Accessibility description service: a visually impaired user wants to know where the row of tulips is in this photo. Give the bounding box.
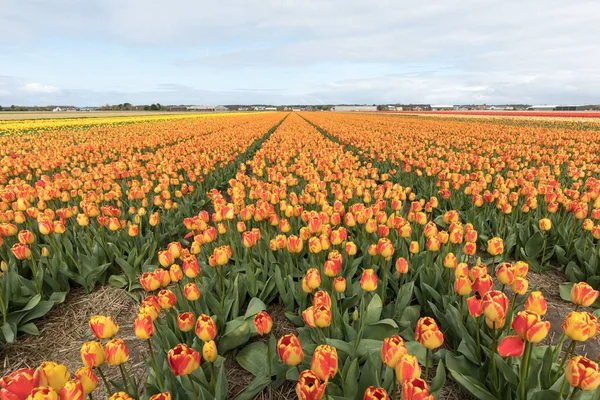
[305,112,600,286]
[0,113,286,342]
[2,112,600,399]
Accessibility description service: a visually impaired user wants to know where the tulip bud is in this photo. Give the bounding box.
[202,340,218,363]
[105,339,129,366]
[167,344,200,376]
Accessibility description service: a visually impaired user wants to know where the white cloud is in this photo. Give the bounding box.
[21,82,61,94]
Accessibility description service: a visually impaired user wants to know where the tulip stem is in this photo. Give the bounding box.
[119,365,130,392]
[475,316,482,360]
[188,375,199,400]
[425,349,430,382]
[96,366,112,395]
[218,266,225,312]
[354,293,369,350]
[568,388,579,400]
[89,394,93,400]
[392,380,397,400]
[491,322,499,394]
[267,335,273,377]
[540,232,547,268]
[147,340,164,392]
[558,376,569,399]
[554,341,577,381]
[553,332,567,359]
[296,365,302,375]
[520,342,532,400]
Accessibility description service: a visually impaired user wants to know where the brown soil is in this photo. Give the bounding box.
[528,270,600,359]
[0,286,146,398]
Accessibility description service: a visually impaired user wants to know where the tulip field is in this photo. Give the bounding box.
[2,111,600,400]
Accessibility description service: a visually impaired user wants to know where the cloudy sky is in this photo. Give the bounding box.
[1,0,599,106]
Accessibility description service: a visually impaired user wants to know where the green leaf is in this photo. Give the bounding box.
[363,319,399,341]
[215,362,228,400]
[525,232,544,258]
[219,320,250,353]
[234,375,271,400]
[356,339,383,359]
[566,262,586,283]
[17,322,40,336]
[447,368,497,400]
[430,359,446,398]
[326,339,356,359]
[530,390,559,400]
[244,297,266,319]
[2,322,16,343]
[366,294,383,324]
[108,274,128,289]
[559,282,574,302]
[405,341,428,367]
[236,342,268,376]
[343,358,359,398]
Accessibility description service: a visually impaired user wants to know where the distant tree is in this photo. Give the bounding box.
[0,105,2,111]
[150,104,159,110]
[156,103,162,110]
[144,105,150,111]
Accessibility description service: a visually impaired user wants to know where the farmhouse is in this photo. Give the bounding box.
[430,105,455,111]
[332,105,377,112]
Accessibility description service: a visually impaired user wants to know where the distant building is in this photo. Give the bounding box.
[554,105,598,111]
[487,106,515,111]
[430,105,455,111]
[170,106,187,111]
[332,105,377,112]
[265,107,277,111]
[53,107,62,112]
[527,105,557,111]
[214,105,229,112]
[187,106,215,112]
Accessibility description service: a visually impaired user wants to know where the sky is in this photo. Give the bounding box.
[1,0,599,106]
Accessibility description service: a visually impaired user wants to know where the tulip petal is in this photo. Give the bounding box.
[498,335,525,357]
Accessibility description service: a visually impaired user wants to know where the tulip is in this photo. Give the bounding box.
[415,317,444,350]
[169,264,183,283]
[11,244,31,260]
[323,260,340,277]
[277,334,304,367]
[177,312,195,332]
[73,367,98,395]
[287,235,303,253]
[139,272,160,292]
[381,335,407,368]
[472,273,493,296]
[360,269,377,292]
[463,242,476,255]
[58,380,83,400]
[345,242,357,256]
[539,218,552,231]
[154,268,170,288]
[565,356,600,391]
[514,261,528,277]
[305,268,321,290]
[425,237,440,252]
[314,305,332,328]
[395,354,421,384]
[302,306,316,328]
[409,241,419,254]
[183,283,200,301]
[333,277,346,293]
[109,392,133,400]
[26,387,58,400]
[454,275,472,296]
[311,345,338,381]
[105,339,129,366]
[89,315,119,340]
[498,311,550,357]
[296,370,326,400]
[562,311,598,341]
[167,344,200,376]
[253,311,273,336]
[195,314,217,342]
[495,262,516,285]
[182,257,200,278]
[510,277,528,295]
[487,237,504,256]
[443,253,457,269]
[33,362,70,392]
[134,313,154,340]
[401,378,433,400]
[0,368,35,400]
[467,296,483,317]
[396,258,409,274]
[80,341,105,368]
[157,289,176,309]
[202,340,218,363]
[149,394,172,400]
[363,386,389,400]
[571,282,599,307]
[481,291,509,322]
[524,291,547,315]
[313,291,331,309]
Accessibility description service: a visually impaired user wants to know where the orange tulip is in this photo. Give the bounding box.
[277,334,304,367]
[310,345,338,381]
[167,344,200,376]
